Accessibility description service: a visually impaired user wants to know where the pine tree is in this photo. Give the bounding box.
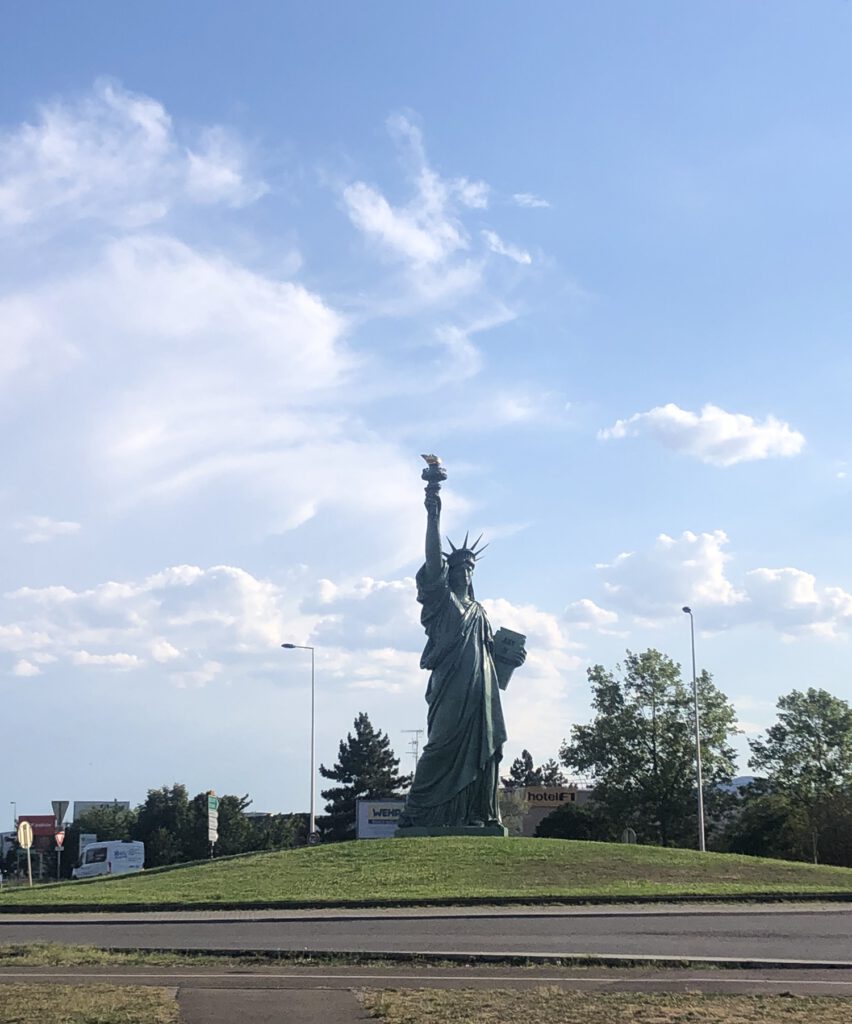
[319,712,410,841]
[502,749,567,788]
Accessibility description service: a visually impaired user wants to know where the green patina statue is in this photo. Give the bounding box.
[396,455,527,837]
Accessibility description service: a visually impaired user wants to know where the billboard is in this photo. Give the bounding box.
[73,801,130,821]
[18,814,55,837]
[356,799,405,839]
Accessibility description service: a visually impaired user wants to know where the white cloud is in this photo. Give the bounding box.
[71,650,143,669]
[599,403,806,466]
[482,229,532,265]
[745,567,852,638]
[343,116,501,272]
[343,179,463,266]
[0,79,265,232]
[150,639,181,662]
[15,515,81,544]
[586,529,852,640]
[12,658,41,677]
[184,126,267,206]
[481,596,583,764]
[597,530,746,621]
[303,576,421,652]
[3,564,298,684]
[0,234,428,554]
[512,193,550,209]
[563,598,619,630]
[453,177,489,209]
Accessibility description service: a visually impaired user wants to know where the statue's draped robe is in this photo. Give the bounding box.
[399,559,507,827]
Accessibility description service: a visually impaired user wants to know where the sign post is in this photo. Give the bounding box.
[17,820,33,887]
[207,792,219,856]
[55,830,66,880]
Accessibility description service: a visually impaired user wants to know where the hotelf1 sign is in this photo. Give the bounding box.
[356,799,405,839]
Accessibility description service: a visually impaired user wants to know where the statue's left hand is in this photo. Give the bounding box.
[503,647,526,668]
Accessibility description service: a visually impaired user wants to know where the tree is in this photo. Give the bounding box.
[132,784,192,866]
[748,688,852,863]
[535,801,609,841]
[502,750,567,788]
[560,649,739,848]
[319,712,410,842]
[720,787,808,862]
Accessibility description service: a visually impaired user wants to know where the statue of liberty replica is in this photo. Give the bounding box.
[396,455,527,837]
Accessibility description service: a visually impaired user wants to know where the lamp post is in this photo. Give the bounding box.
[682,607,706,852]
[10,802,16,829]
[281,643,316,837]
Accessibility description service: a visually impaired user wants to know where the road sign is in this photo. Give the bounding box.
[16,821,34,888]
[51,800,69,825]
[17,821,33,849]
[55,831,65,849]
[307,831,321,846]
[207,791,219,845]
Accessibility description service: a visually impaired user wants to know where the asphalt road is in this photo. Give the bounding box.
[1,903,851,964]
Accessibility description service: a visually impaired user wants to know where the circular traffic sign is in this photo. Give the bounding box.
[307,831,321,846]
[16,820,33,850]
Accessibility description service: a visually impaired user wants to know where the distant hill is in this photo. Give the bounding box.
[718,775,756,794]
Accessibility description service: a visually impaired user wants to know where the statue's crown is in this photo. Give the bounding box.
[444,531,488,568]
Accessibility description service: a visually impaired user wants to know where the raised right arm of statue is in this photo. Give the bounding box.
[424,489,442,575]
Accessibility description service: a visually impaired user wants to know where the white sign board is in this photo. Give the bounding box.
[356,799,405,839]
[79,832,98,857]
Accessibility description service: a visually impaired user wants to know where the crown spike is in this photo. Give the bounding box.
[463,530,470,549]
[471,533,484,552]
[473,543,489,559]
[446,536,457,552]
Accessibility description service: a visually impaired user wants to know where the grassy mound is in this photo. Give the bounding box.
[2,837,851,910]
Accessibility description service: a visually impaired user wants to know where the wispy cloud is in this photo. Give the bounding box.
[15,515,81,544]
[512,192,550,209]
[599,403,805,466]
[342,114,474,268]
[482,229,532,265]
[0,78,266,233]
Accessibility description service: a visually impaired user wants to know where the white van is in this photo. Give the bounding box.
[72,840,145,880]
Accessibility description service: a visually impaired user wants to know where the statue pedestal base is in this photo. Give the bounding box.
[395,824,508,838]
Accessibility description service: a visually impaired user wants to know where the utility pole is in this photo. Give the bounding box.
[402,729,424,772]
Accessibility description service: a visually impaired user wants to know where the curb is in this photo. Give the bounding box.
[98,946,852,971]
[2,891,852,915]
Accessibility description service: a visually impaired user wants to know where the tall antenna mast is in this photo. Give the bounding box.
[402,728,424,769]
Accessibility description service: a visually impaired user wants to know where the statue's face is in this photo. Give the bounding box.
[449,561,474,596]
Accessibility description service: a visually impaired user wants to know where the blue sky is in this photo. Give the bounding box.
[3,3,852,823]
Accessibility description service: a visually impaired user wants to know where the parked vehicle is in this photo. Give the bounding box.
[71,840,145,880]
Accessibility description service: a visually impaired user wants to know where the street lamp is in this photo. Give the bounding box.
[682,607,706,852]
[10,802,16,829]
[281,643,316,837]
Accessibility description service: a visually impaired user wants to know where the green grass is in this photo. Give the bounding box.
[0,984,179,1024]
[359,988,852,1024]
[1,838,851,910]
[0,943,460,969]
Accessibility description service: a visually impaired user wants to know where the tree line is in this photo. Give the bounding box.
[2,785,307,879]
[318,649,852,867]
[7,649,848,873]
